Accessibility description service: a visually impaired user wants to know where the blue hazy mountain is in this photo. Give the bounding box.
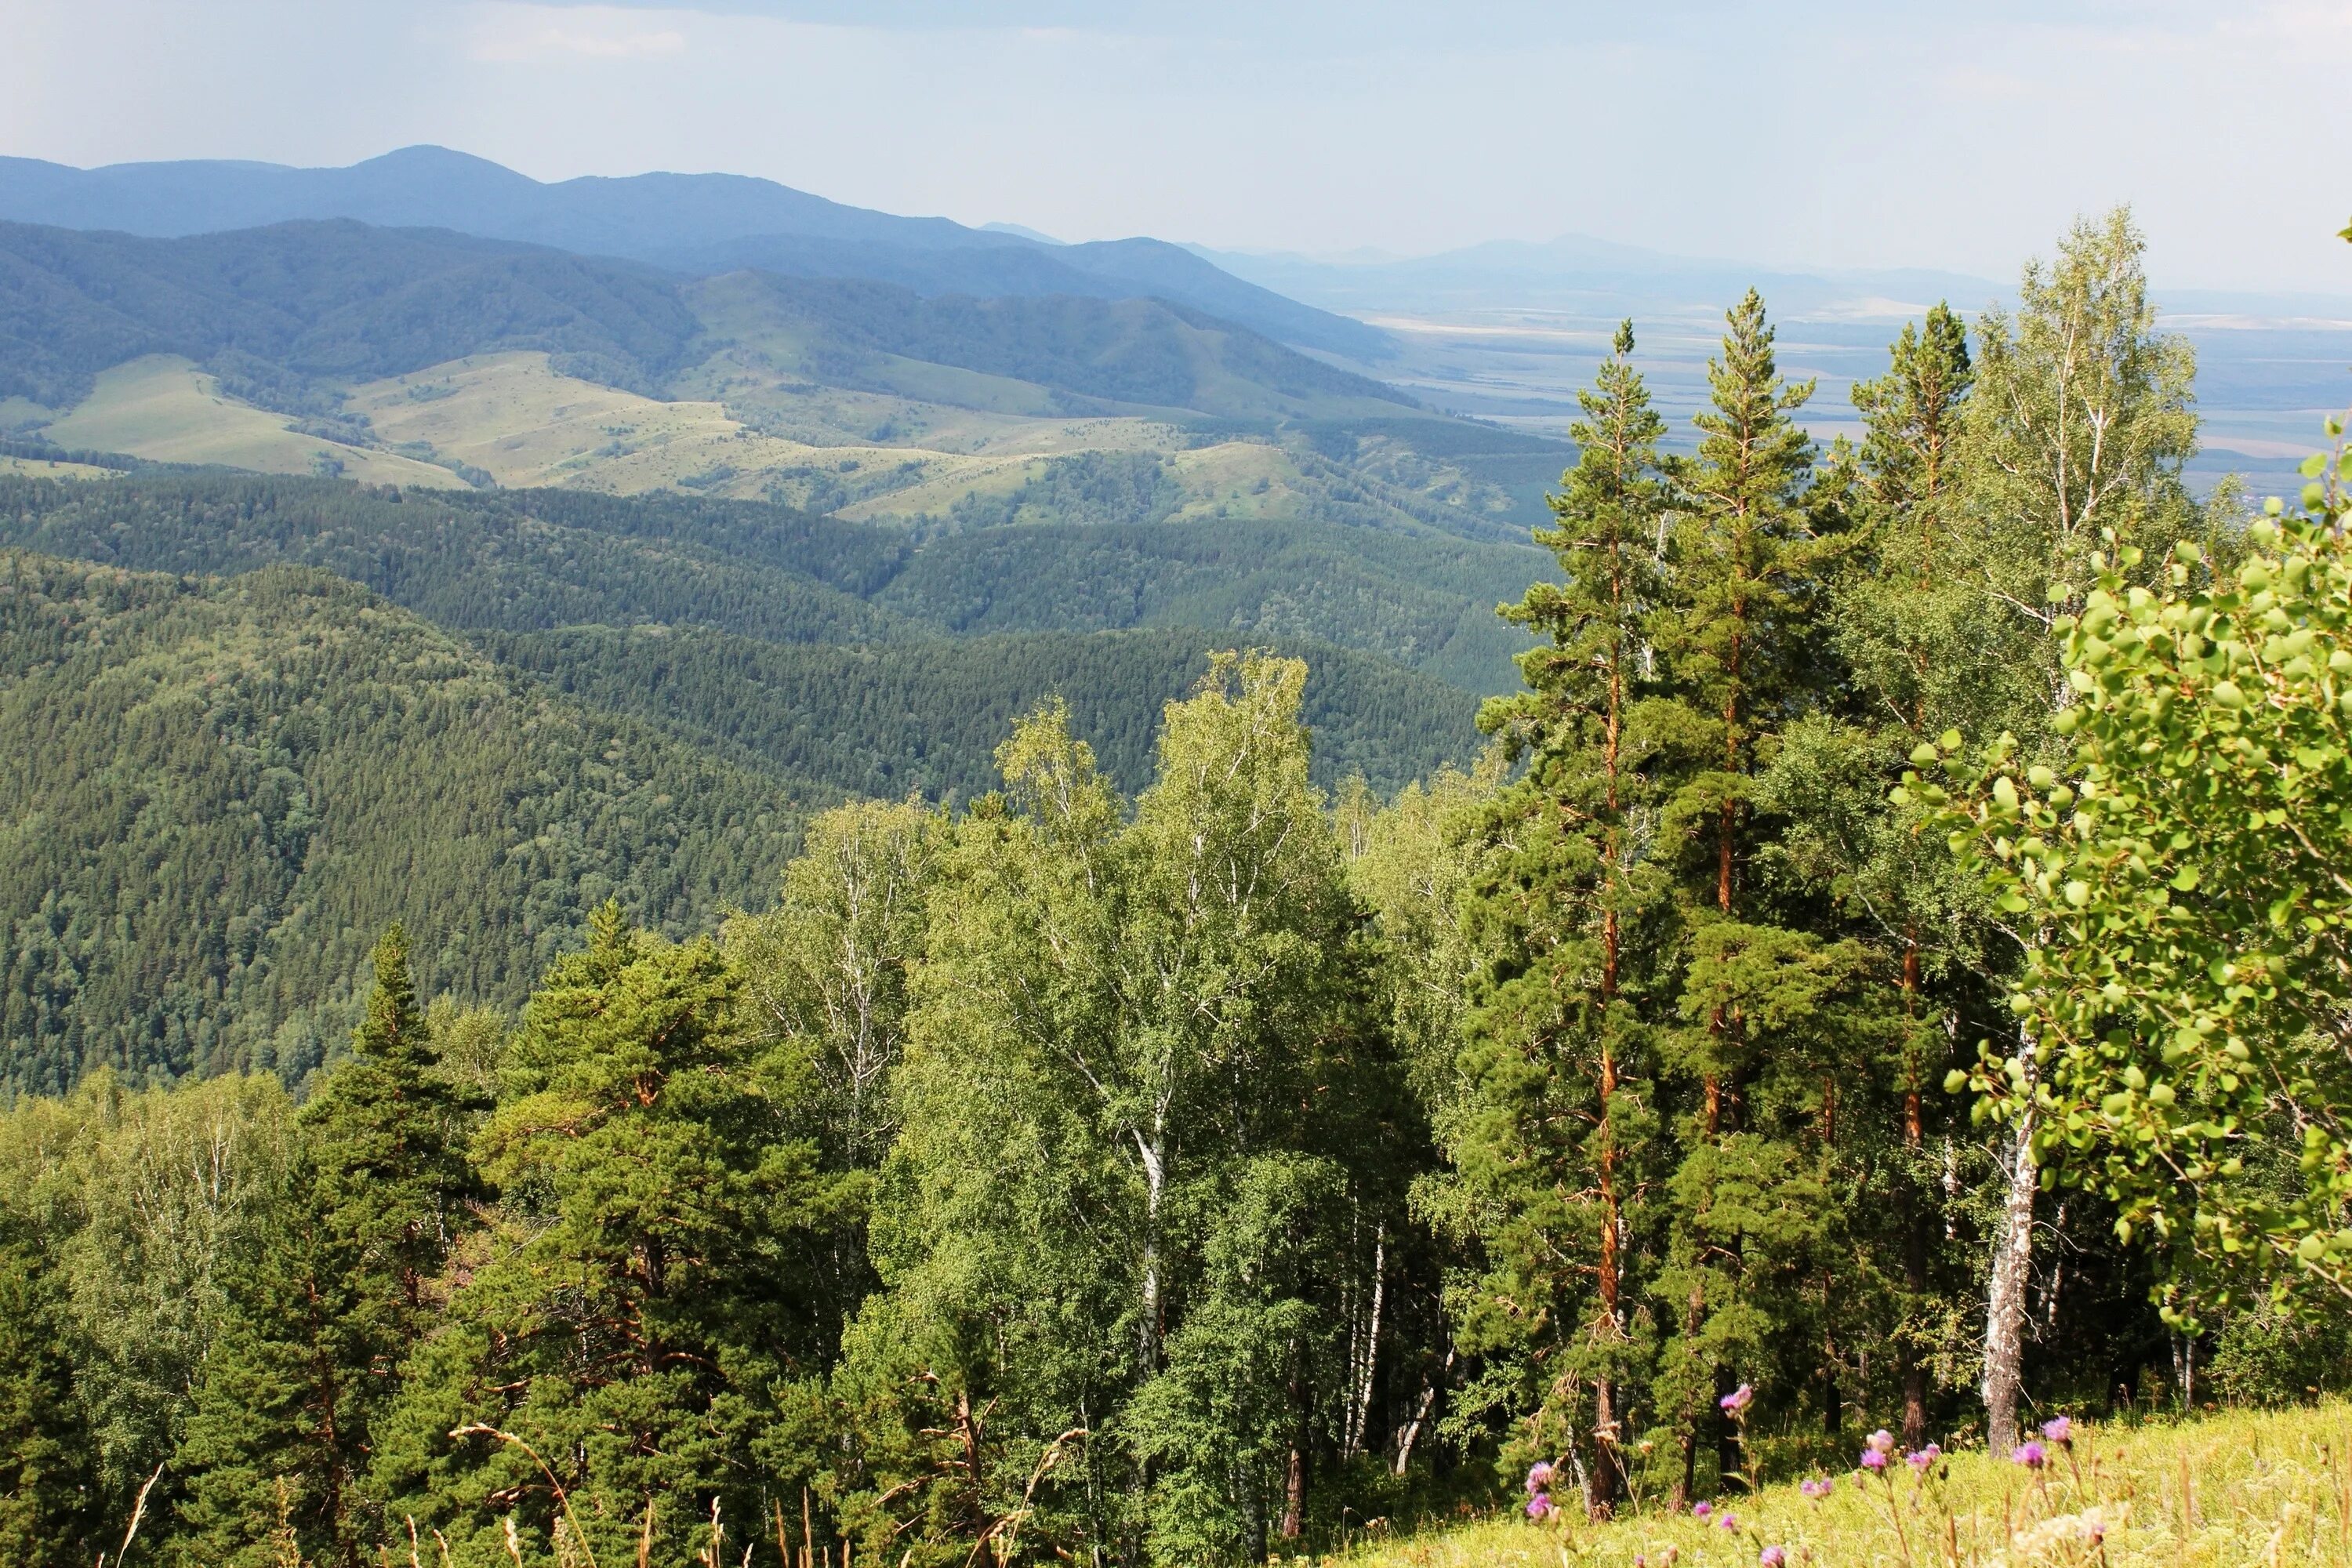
[0,145,1391,361]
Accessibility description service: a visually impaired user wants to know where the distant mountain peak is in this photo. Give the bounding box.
[982,221,1065,245]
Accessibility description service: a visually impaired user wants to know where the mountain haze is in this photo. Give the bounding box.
[0,146,1391,359]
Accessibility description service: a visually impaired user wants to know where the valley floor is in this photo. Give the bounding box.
[1341,1405,2352,1568]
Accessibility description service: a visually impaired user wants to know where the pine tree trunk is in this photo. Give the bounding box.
[1590,1376,1620,1519]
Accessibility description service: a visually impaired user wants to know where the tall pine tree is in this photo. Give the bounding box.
[1451,322,1673,1516]
[375,904,837,1567]
[1651,290,1853,1500]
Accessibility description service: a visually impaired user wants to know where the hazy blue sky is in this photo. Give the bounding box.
[6,1,2347,292]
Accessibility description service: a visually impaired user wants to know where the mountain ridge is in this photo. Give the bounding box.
[0,146,1392,360]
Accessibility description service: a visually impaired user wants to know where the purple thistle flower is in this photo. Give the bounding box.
[1526,1494,1554,1521]
[1759,1549,1788,1568]
[1720,1382,1755,1414]
[1526,1461,1555,1496]
[1799,1477,1833,1501]
[1716,1512,1739,1531]
[1867,1428,1897,1455]
[2042,1416,2073,1445]
[1904,1443,1941,1472]
[1859,1448,1889,1472]
[1692,1501,1712,1519]
[2013,1441,2048,1469]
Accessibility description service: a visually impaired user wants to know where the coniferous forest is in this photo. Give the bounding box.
[9,210,2352,1568]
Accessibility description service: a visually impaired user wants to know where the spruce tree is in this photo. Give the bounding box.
[1451,322,1672,1515]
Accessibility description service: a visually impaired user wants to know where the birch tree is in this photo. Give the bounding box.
[1954,207,2199,1455]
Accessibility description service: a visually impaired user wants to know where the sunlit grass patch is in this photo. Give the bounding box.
[1338,1405,2352,1568]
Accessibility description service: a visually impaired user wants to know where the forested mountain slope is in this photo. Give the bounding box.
[0,218,1404,420]
[485,622,1476,800]
[0,550,810,1096]
[0,473,1541,690]
[0,220,697,409]
[0,473,1497,1093]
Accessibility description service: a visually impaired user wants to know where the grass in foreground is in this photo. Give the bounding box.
[1341,1405,2352,1568]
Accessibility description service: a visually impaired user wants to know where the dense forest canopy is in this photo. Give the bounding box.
[5,209,2352,1568]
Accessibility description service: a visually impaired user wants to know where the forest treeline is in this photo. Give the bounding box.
[7,210,2352,1568]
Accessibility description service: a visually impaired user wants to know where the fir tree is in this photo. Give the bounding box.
[1829,303,1985,1447]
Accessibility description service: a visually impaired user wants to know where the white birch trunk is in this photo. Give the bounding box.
[1981,1089,2037,1456]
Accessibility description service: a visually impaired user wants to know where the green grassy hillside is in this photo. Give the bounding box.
[0,550,812,1097]
[2,217,1573,542]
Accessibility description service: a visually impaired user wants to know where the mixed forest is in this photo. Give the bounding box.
[6,209,2352,1568]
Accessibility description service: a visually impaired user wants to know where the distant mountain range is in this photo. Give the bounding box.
[0,145,1391,361]
[1192,233,2009,320]
[0,217,1410,423]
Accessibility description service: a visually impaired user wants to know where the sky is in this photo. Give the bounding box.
[5,0,2350,293]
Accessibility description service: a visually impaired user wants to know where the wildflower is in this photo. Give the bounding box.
[1859,1447,1888,1472]
[1799,1477,1833,1501]
[1867,1429,1897,1455]
[1719,1383,1755,1414]
[1526,1461,1555,1496]
[1526,1494,1554,1521]
[2013,1440,2047,1469]
[1759,1549,1787,1568]
[1904,1443,1940,1472]
[1691,1501,1712,1519]
[2041,1415,2072,1445]
[1715,1512,1738,1531]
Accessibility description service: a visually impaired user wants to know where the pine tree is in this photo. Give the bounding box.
[0,1214,100,1568]
[1651,289,1853,1500]
[1450,323,1673,1515]
[174,926,477,1566]
[1831,303,1984,1447]
[374,903,834,1567]
[170,1151,364,1568]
